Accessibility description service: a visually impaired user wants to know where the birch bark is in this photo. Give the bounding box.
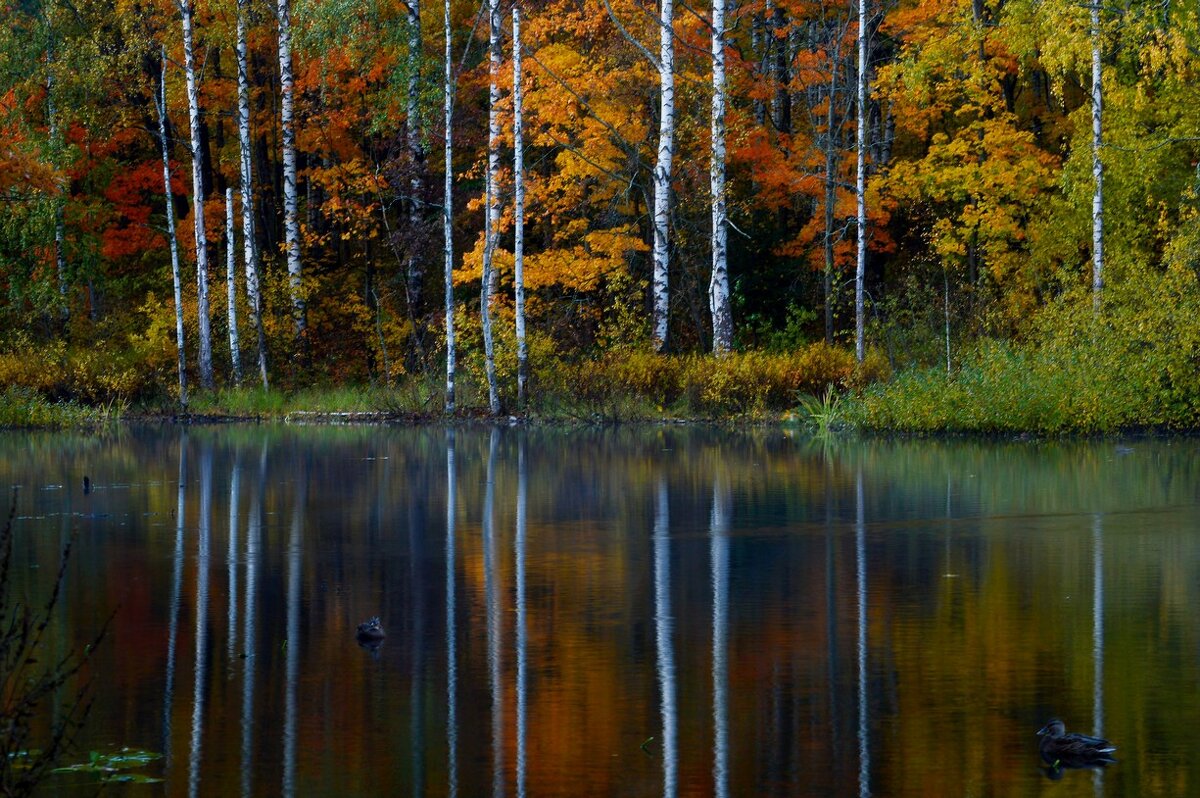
[237,0,270,388]
[1091,3,1104,312]
[157,48,189,408]
[513,8,530,405]
[651,0,675,352]
[407,0,425,315]
[275,0,306,347]
[480,0,502,414]
[855,0,867,363]
[182,0,215,389]
[225,187,243,385]
[443,0,456,412]
[709,0,732,354]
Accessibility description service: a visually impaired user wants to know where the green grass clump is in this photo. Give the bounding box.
[845,266,1200,434]
[0,387,123,429]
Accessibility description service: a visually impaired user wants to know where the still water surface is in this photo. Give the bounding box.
[3,425,1200,796]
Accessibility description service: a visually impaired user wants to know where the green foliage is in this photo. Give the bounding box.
[796,384,844,437]
[53,747,163,785]
[0,386,122,429]
[847,264,1200,433]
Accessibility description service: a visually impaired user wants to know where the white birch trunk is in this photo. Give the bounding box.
[1091,3,1104,312]
[407,0,425,313]
[157,48,189,408]
[443,0,456,412]
[480,0,502,415]
[513,8,529,406]
[237,0,270,389]
[651,0,675,353]
[854,0,867,364]
[709,0,732,355]
[276,0,306,347]
[225,187,243,385]
[182,0,215,389]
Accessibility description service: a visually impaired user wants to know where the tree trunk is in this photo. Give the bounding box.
[651,0,675,352]
[443,0,457,412]
[823,44,839,346]
[275,0,306,349]
[709,0,732,355]
[854,0,867,364]
[225,187,243,385]
[1091,2,1104,312]
[157,47,189,409]
[480,0,502,414]
[182,0,215,389]
[237,0,270,389]
[406,0,425,321]
[513,8,530,406]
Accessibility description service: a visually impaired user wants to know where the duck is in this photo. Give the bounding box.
[1037,718,1117,769]
[355,616,386,642]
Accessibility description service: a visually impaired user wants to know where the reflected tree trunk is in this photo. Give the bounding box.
[282,467,305,797]
[409,476,427,796]
[188,444,213,798]
[226,452,241,659]
[856,466,869,798]
[484,428,504,796]
[241,445,265,798]
[162,435,188,772]
[515,438,528,798]
[445,430,459,797]
[711,476,730,798]
[1092,512,1105,793]
[653,474,677,797]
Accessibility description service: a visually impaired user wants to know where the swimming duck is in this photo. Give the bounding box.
[355,617,385,641]
[1037,718,1117,769]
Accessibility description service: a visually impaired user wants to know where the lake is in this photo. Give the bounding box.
[3,425,1199,796]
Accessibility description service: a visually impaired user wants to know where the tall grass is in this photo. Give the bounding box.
[0,387,124,430]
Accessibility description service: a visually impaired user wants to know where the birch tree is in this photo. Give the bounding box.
[513,7,530,406]
[406,0,425,314]
[225,187,242,385]
[709,0,732,355]
[275,0,305,348]
[480,0,502,415]
[855,0,868,363]
[652,0,676,352]
[442,0,456,412]
[156,47,189,408]
[237,0,269,388]
[1091,0,1104,312]
[181,0,215,389]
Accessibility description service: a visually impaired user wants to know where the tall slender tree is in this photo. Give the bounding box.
[442,0,456,412]
[156,47,189,408]
[45,38,67,321]
[855,0,868,363]
[651,0,676,352]
[480,0,502,414]
[709,0,732,355]
[225,187,242,385]
[180,0,215,389]
[1091,0,1104,312]
[406,0,425,317]
[275,0,305,349]
[513,6,529,406]
[237,0,269,388]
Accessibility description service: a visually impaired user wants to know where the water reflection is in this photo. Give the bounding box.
[2,428,1200,796]
[653,474,677,798]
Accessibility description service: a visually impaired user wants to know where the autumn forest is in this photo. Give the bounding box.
[4,0,1200,428]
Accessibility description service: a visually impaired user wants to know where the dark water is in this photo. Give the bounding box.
[3,425,1200,796]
